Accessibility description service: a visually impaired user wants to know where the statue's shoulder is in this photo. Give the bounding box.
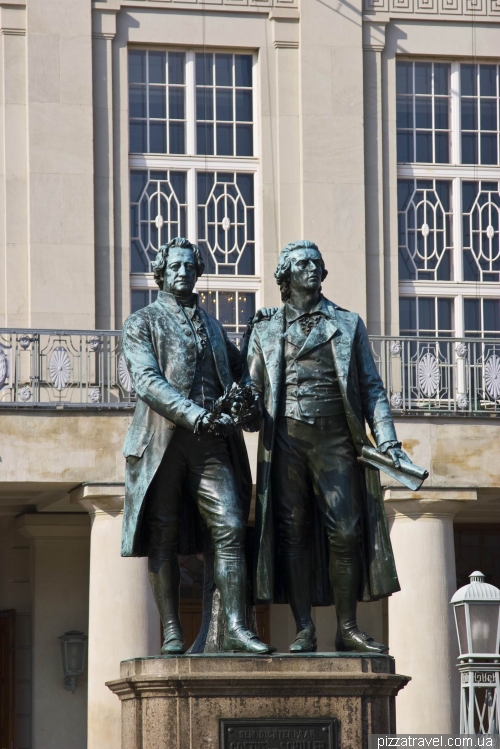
[324,298,358,320]
[123,301,159,331]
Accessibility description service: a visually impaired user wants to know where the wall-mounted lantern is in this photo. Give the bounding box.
[59,630,88,693]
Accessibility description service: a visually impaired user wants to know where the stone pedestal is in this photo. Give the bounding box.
[107,654,409,749]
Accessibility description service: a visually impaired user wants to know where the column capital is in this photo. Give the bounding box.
[269,10,299,49]
[16,513,90,540]
[384,487,477,520]
[91,7,118,41]
[0,3,26,36]
[362,18,389,52]
[70,483,125,515]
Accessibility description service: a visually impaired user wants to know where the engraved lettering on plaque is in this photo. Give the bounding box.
[220,718,337,749]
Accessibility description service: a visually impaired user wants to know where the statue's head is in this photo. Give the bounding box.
[152,237,205,297]
[274,240,327,302]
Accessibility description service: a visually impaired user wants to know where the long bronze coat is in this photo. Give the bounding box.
[121,291,252,558]
[245,298,400,605]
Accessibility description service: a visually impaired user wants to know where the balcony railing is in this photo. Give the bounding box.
[1,329,500,415]
[0,330,135,408]
[370,336,500,415]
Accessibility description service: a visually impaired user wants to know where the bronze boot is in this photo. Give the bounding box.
[149,558,185,654]
[217,552,272,654]
[330,554,388,654]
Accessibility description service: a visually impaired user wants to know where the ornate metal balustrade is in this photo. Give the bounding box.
[1,329,500,414]
[370,335,500,415]
[0,330,135,408]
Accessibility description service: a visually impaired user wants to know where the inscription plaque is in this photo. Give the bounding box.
[220,718,337,749]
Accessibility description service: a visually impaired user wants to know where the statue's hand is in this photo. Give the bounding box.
[252,307,278,324]
[197,411,237,437]
[243,307,279,342]
[231,391,261,432]
[385,446,412,469]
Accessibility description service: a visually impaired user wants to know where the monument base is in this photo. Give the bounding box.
[107,653,409,749]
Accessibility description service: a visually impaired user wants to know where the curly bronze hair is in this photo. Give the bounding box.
[152,237,205,290]
[274,240,327,302]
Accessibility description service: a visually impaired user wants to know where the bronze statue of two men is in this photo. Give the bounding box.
[121,237,414,656]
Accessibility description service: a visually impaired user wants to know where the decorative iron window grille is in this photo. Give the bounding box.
[130,170,188,273]
[197,172,255,276]
[398,179,453,281]
[463,181,500,282]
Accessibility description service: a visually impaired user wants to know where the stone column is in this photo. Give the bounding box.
[71,484,160,749]
[16,513,90,749]
[385,489,477,733]
[363,19,389,335]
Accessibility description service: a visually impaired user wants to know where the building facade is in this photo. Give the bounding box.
[1,0,500,746]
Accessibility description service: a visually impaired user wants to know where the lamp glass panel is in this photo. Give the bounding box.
[468,603,500,654]
[455,603,469,654]
[66,641,85,673]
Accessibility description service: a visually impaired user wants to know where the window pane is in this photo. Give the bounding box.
[131,290,149,313]
[238,292,256,326]
[434,63,450,95]
[197,123,214,155]
[149,122,166,153]
[465,299,481,333]
[149,87,166,119]
[129,86,146,118]
[197,89,213,121]
[435,133,449,163]
[169,122,185,155]
[169,52,185,85]
[131,240,148,272]
[438,298,453,332]
[461,64,477,96]
[416,131,432,162]
[216,54,232,86]
[216,89,233,121]
[484,299,500,333]
[415,97,432,129]
[462,133,478,164]
[435,98,449,129]
[149,52,166,84]
[397,132,413,162]
[236,124,253,156]
[415,62,432,94]
[196,53,213,85]
[462,98,478,130]
[480,65,496,97]
[169,87,184,120]
[219,292,236,327]
[130,121,147,152]
[216,123,233,155]
[481,134,497,165]
[236,89,252,122]
[418,297,436,332]
[235,55,252,87]
[130,170,147,203]
[129,51,146,83]
[481,99,497,131]
[400,297,417,334]
[199,290,217,318]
